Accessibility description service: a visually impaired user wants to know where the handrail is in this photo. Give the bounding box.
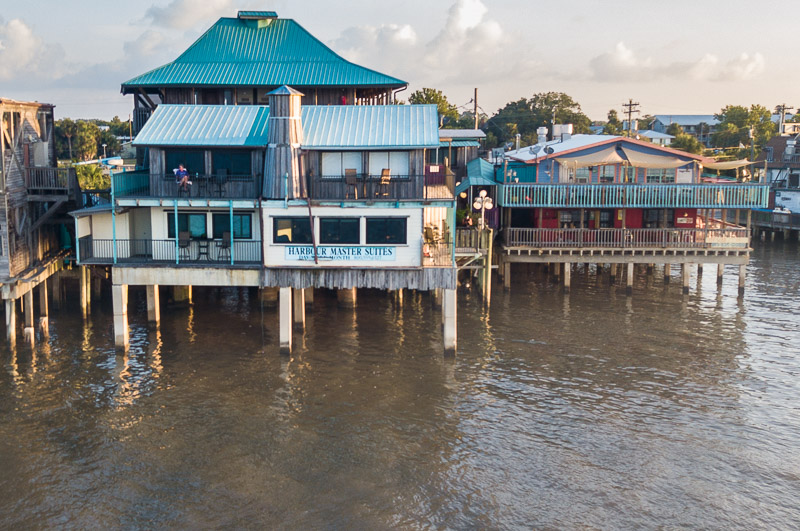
[503,227,750,249]
[77,237,262,265]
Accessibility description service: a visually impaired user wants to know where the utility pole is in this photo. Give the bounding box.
[622,99,640,138]
[775,103,793,134]
[473,88,479,130]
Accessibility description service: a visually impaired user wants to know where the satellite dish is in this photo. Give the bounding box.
[544,146,554,155]
[530,145,542,155]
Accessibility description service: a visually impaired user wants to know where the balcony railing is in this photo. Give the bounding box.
[309,174,453,201]
[111,172,261,199]
[499,183,769,209]
[25,167,79,194]
[78,236,261,266]
[503,227,750,250]
[422,240,453,267]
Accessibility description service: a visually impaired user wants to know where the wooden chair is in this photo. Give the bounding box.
[377,168,391,197]
[216,231,231,262]
[178,231,192,261]
[345,168,358,199]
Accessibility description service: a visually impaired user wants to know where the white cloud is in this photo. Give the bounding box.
[0,17,65,81]
[144,0,235,30]
[589,42,766,83]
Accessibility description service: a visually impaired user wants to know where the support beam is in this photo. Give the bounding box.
[609,263,617,282]
[626,263,634,296]
[697,264,703,276]
[292,288,305,330]
[92,277,101,299]
[279,287,292,355]
[337,288,357,308]
[394,289,404,306]
[5,299,16,344]
[663,263,671,284]
[51,272,62,310]
[442,288,457,356]
[146,285,160,325]
[173,285,192,304]
[503,261,511,290]
[23,290,34,345]
[717,263,724,285]
[432,288,442,308]
[681,263,690,294]
[112,284,129,350]
[304,287,314,306]
[80,266,89,318]
[563,263,571,294]
[38,279,49,337]
[260,286,279,308]
[738,264,746,296]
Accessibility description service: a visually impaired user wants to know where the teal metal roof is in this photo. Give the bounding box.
[133,105,270,147]
[301,105,439,149]
[439,140,480,148]
[122,17,406,90]
[457,158,497,194]
[238,11,277,18]
[133,104,439,149]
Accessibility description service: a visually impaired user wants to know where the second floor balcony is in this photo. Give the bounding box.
[112,170,261,200]
[499,183,769,209]
[308,171,453,202]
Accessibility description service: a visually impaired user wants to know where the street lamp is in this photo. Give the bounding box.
[472,189,494,229]
[102,143,107,159]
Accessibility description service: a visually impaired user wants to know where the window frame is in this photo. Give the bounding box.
[366,217,407,245]
[167,212,208,239]
[212,212,253,240]
[319,217,360,245]
[273,217,313,244]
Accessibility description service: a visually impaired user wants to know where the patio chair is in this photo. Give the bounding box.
[345,168,358,199]
[216,231,231,262]
[178,231,192,261]
[377,168,391,197]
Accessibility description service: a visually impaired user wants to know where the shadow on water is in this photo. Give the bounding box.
[1,241,799,528]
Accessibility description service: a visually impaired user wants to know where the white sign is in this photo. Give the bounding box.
[676,167,693,183]
[284,246,396,261]
[775,190,800,213]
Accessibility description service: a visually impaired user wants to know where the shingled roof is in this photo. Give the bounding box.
[121,14,406,92]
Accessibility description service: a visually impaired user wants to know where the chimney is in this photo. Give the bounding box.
[263,85,306,199]
[537,126,548,145]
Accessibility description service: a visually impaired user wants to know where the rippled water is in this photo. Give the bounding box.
[2,241,799,528]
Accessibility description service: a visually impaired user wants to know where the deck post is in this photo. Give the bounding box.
[609,263,617,282]
[442,288,457,356]
[38,279,49,337]
[173,285,192,304]
[553,262,561,279]
[394,289,404,306]
[112,284,129,350]
[738,264,746,296]
[626,263,634,295]
[503,261,511,290]
[432,288,442,308]
[279,287,292,354]
[5,299,16,344]
[292,288,305,330]
[337,288,357,308]
[260,287,279,308]
[80,266,89,318]
[92,276,101,299]
[51,272,62,310]
[146,285,160,325]
[563,263,571,294]
[663,263,671,284]
[681,263,690,294]
[717,263,724,285]
[646,263,654,275]
[304,287,314,306]
[23,290,34,345]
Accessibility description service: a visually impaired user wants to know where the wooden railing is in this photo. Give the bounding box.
[309,174,454,201]
[503,227,750,249]
[455,227,481,252]
[111,172,261,199]
[25,167,78,193]
[78,236,261,265]
[422,240,453,267]
[499,183,770,209]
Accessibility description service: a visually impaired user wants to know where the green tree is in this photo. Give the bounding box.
[75,121,100,161]
[97,129,121,158]
[712,104,776,148]
[105,115,130,137]
[409,88,459,127]
[75,164,110,189]
[603,109,622,135]
[666,122,684,136]
[55,118,77,160]
[637,115,654,131]
[670,134,704,154]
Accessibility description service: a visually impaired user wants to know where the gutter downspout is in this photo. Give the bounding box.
[174,200,179,264]
[229,200,235,266]
[111,170,117,264]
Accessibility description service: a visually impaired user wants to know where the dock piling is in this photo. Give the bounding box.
[38,279,49,337]
[626,263,634,295]
[293,288,305,330]
[279,287,292,354]
[681,264,690,294]
[738,265,746,296]
[5,299,16,345]
[146,285,160,325]
[112,284,129,350]
[442,289,457,356]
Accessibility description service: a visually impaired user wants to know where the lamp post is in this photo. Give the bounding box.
[472,189,494,229]
[102,143,107,159]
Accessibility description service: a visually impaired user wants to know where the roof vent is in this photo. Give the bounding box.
[238,11,278,27]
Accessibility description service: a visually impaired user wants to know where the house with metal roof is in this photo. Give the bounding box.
[436,129,485,179]
[125,11,408,138]
[73,87,457,354]
[651,115,719,147]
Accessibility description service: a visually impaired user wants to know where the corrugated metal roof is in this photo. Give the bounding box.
[133,105,271,147]
[133,104,439,149]
[457,158,496,194]
[122,17,406,90]
[653,115,720,126]
[238,11,277,18]
[438,129,486,140]
[639,130,675,140]
[506,134,614,162]
[439,140,479,147]
[301,104,440,149]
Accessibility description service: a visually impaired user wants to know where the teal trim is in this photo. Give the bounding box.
[229,200,235,265]
[112,170,149,195]
[174,201,179,264]
[111,170,117,264]
[498,183,770,209]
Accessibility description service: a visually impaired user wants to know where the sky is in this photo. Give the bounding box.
[0,0,794,122]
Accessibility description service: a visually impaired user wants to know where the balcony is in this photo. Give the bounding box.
[111,171,261,200]
[503,227,750,250]
[25,167,80,199]
[78,236,261,266]
[308,173,454,202]
[499,183,769,209]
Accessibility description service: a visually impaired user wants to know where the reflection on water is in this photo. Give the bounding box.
[1,242,800,528]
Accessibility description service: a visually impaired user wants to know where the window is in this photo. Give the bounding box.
[273,217,312,244]
[598,165,614,183]
[368,152,409,176]
[320,218,360,244]
[167,213,207,238]
[575,167,591,183]
[321,152,362,177]
[165,149,204,175]
[223,89,233,105]
[366,218,407,244]
[646,168,675,183]
[212,150,251,176]
[213,213,252,239]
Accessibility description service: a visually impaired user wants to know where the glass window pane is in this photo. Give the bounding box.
[321,152,343,177]
[320,218,360,244]
[188,214,206,238]
[366,218,406,244]
[273,217,311,243]
[165,149,204,175]
[368,152,389,176]
[389,152,409,176]
[342,152,362,174]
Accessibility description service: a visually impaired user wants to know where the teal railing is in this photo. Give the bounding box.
[499,183,770,209]
[111,170,150,197]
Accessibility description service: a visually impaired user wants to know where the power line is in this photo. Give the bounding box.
[622,99,640,137]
